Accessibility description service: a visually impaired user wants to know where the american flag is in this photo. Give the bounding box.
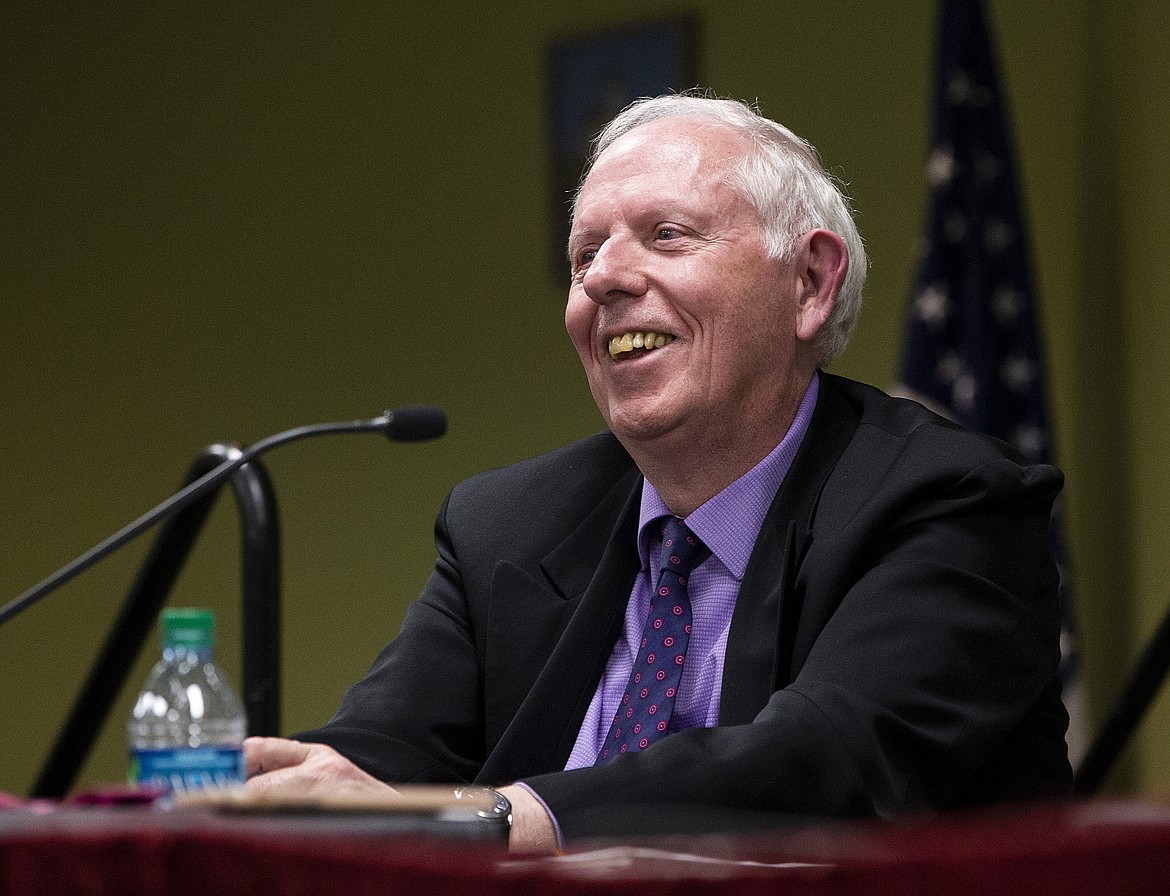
[896,0,1087,764]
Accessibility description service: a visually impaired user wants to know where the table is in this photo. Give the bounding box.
[3,798,1169,895]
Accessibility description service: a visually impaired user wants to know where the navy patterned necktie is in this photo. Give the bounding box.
[596,516,708,765]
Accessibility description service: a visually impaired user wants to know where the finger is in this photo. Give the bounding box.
[243,736,313,778]
[243,764,306,796]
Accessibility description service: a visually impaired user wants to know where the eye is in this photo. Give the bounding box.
[571,247,597,274]
[656,227,681,241]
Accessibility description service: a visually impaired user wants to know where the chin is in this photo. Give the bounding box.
[605,407,680,446]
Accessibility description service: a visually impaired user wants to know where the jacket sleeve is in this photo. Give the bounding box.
[523,438,1070,840]
[293,491,487,784]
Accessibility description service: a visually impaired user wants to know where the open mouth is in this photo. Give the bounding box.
[608,331,675,359]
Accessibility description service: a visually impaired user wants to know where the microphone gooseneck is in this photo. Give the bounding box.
[0,405,447,626]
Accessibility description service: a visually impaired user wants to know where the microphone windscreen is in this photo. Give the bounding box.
[384,405,447,442]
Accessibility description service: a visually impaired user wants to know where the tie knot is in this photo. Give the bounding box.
[659,517,707,577]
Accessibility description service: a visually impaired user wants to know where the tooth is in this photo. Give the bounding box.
[609,331,675,358]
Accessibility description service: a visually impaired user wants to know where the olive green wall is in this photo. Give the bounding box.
[2,1,1167,799]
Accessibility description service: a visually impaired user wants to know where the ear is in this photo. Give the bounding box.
[794,229,848,343]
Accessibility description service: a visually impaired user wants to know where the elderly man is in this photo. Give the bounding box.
[245,94,1072,851]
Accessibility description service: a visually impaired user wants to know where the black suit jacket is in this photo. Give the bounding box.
[298,373,1072,839]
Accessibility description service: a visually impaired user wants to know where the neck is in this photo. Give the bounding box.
[626,375,813,517]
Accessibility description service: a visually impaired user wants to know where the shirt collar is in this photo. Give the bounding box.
[637,373,820,580]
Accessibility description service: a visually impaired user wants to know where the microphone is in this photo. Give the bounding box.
[0,405,447,626]
[379,404,448,442]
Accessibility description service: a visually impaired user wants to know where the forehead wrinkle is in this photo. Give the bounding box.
[576,114,752,201]
[568,119,757,256]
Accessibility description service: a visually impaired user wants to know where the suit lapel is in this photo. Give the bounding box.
[478,461,643,783]
[719,374,861,724]
[480,374,865,774]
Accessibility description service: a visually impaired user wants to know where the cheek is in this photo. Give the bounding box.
[565,291,596,359]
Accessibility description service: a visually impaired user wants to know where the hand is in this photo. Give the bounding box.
[244,736,398,802]
[245,738,558,854]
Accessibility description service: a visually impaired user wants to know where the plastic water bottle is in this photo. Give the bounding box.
[128,608,247,793]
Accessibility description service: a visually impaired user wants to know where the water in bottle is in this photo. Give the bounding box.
[128,607,247,793]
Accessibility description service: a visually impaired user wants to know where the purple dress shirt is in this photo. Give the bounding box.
[563,374,820,769]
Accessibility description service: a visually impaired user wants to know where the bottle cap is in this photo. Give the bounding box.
[161,608,215,651]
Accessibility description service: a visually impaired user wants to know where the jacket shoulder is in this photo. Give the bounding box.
[815,372,1063,520]
[450,430,634,505]
[820,372,1051,468]
[822,373,972,439]
[442,431,638,553]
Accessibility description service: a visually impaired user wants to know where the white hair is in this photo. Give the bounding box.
[576,92,867,367]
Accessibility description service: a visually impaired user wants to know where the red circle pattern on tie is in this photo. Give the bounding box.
[596,517,708,765]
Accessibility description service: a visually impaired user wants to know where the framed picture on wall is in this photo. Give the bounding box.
[545,17,700,282]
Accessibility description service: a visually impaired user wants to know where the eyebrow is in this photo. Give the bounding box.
[566,224,600,259]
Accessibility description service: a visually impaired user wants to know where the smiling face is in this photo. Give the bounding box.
[565,116,824,486]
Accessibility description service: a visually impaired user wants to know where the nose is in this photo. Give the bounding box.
[581,237,648,305]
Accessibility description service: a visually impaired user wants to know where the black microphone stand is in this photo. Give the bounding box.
[1073,608,1170,795]
[0,414,398,627]
[4,407,445,798]
[32,445,280,799]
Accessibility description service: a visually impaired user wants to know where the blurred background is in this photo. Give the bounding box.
[2,0,1167,800]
